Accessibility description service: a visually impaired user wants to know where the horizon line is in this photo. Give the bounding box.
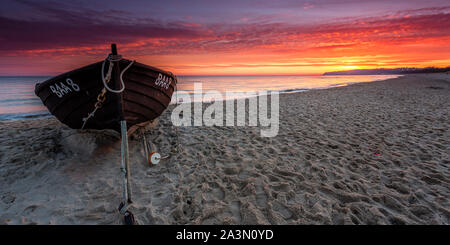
[2,66,448,77]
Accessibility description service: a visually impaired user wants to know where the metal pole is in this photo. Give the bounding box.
[123,120,132,203]
[120,121,129,209]
[112,44,133,217]
[121,120,132,203]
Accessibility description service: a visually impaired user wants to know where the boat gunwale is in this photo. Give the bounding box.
[35,61,103,94]
[35,58,177,95]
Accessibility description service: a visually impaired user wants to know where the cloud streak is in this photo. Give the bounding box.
[0,0,449,75]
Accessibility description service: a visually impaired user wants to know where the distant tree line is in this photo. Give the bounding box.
[323,67,450,75]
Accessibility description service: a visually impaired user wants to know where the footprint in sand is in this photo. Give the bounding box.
[255,184,268,208]
[1,192,15,204]
[23,204,39,215]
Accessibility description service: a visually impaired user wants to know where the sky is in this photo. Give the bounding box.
[0,0,449,75]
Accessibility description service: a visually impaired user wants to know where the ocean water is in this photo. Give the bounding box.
[0,75,400,120]
[176,75,400,102]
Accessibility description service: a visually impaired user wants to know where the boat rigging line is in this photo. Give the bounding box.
[81,54,134,129]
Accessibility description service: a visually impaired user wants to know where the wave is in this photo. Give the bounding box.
[0,111,52,121]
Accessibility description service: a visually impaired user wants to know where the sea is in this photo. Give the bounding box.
[0,75,400,121]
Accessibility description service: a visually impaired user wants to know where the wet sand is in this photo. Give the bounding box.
[0,73,449,224]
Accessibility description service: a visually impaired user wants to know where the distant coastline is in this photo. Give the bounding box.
[323,67,450,75]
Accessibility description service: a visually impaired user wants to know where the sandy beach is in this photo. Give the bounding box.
[0,73,448,225]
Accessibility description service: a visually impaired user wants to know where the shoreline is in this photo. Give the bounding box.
[0,73,449,224]
[0,74,402,121]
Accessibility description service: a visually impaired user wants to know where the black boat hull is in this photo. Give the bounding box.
[35,59,176,132]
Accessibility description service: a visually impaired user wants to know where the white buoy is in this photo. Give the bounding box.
[149,152,161,165]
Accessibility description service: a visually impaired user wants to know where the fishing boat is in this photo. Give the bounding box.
[34,44,177,225]
[35,44,177,132]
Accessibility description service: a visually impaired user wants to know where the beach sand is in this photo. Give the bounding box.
[0,73,449,224]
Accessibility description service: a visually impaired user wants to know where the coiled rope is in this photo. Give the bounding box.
[81,55,134,129]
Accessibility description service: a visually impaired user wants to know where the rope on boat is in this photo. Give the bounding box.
[81,55,134,129]
[101,55,135,94]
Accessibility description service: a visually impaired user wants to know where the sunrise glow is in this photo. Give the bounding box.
[0,0,449,76]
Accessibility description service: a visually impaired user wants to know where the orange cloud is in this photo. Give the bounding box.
[0,5,449,75]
